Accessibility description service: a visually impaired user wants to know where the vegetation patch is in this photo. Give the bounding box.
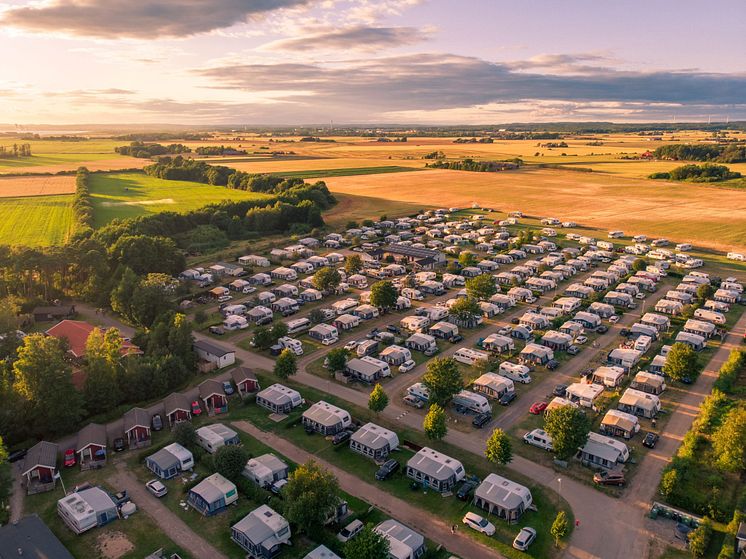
[0,194,74,246]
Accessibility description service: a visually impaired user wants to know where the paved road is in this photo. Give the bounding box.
[232,420,502,559]
[110,461,228,559]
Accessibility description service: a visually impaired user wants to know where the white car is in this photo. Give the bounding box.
[513,527,537,551]
[321,337,338,346]
[344,340,359,351]
[146,479,168,498]
[575,335,588,345]
[635,292,646,300]
[399,359,416,373]
[337,519,364,543]
[608,315,620,324]
[463,512,495,536]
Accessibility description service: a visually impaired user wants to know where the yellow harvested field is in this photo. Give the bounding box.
[0,156,147,175]
[225,157,426,174]
[323,168,746,253]
[0,174,76,197]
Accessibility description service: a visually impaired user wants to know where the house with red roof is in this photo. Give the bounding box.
[45,320,142,359]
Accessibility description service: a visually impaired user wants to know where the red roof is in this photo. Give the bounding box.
[45,320,142,359]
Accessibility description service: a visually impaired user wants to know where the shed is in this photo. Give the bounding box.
[199,378,228,415]
[232,367,260,398]
[21,441,58,494]
[76,423,107,469]
[123,407,151,449]
[164,392,191,427]
[194,339,236,369]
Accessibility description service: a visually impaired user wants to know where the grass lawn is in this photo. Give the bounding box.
[89,172,273,227]
[271,166,425,179]
[0,194,74,246]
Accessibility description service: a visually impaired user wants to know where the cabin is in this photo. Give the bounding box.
[76,423,107,470]
[123,407,151,450]
[256,384,303,414]
[194,339,236,369]
[473,473,533,524]
[199,379,228,415]
[232,367,260,398]
[188,473,238,516]
[146,443,194,480]
[406,447,465,493]
[350,423,400,461]
[21,441,58,495]
[163,392,191,428]
[302,401,351,435]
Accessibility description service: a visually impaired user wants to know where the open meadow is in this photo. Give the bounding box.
[0,194,74,246]
[0,174,75,197]
[89,172,273,227]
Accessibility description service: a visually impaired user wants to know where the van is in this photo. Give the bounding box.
[407,382,430,402]
[523,429,554,451]
[356,339,379,357]
[454,348,490,366]
[277,336,304,356]
[285,318,311,335]
[634,335,652,353]
[401,288,424,301]
[727,252,745,262]
[452,390,491,414]
[498,362,532,384]
[676,243,692,252]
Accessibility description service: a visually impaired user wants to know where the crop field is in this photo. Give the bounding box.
[0,195,74,246]
[322,167,746,253]
[0,174,75,197]
[225,156,425,174]
[271,165,423,179]
[89,172,273,227]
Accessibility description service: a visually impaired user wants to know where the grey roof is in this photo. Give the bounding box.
[346,358,385,377]
[351,423,399,451]
[0,514,75,559]
[78,486,116,512]
[123,407,150,433]
[406,447,463,482]
[191,475,226,503]
[233,505,288,549]
[232,366,257,384]
[375,519,425,555]
[147,447,179,471]
[77,422,106,450]
[373,243,440,259]
[475,473,532,510]
[164,392,190,414]
[581,438,621,463]
[194,339,234,357]
[199,378,224,399]
[252,453,288,473]
[22,441,57,475]
[303,401,349,427]
[304,545,342,559]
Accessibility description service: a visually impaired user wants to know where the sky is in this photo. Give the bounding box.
[1,0,745,126]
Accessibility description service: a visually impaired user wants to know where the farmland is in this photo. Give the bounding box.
[0,195,74,246]
[88,172,273,227]
[0,174,75,197]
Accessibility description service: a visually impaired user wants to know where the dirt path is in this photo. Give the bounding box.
[109,462,228,559]
[10,463,25,523]
[231,420,503,559]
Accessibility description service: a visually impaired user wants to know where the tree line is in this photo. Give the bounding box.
[426,158,523,172]
[649,163,742,183]
[0,144,31,158]
[194,145,247,156]
[653,143,746,163]
[115,141,191,158]
[72,167,94,232]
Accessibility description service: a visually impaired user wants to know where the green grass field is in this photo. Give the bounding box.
[272,165,423,179]
[89,172,273,227]
[0,195,74,246]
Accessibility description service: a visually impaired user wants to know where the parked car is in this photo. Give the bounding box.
[512,527,537,551]
[8,448,27,463]
[593,470,626,487]
[222,381,234,395]
[146,479,168,498]
[546,359,560,370]
[270,479,288,494]
[511,317,520,325]
[529,401,548,415]
[332,430,352,445]
[457,479,479,501]
[472,413,492,428]
[191,400,202,416]
[636,292,646,300]
[567,345,580,355]
[113,438,126,452]
[151,414,163,431]
[498,326,513,336]
[596,325,609,334]
[337,519,364,543]
[553,384,568,397]
[375,459,400,481]
[642,432,659,448]
[499,392,517,406]
[449,334,464,344]
[399,359,416,373]
[344,340,359,351]
[403,395,424,409]
[209,325,225,335]
[609,315,620,324]
[366,328,379,339]
[386,324,402,334]
[575,335,588,345]
[424,346,438,357]
[63,448,76,467]
[321,337,338,346]
[463,512,495,536]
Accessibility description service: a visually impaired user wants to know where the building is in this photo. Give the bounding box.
[46,320,141,358]
[302,401,351,435]
[375,519,427,559]
[232,367,260,398]
[146,443,194,480]
[32,304,76,322]
[123,407,151,449]
[406,447,465,493]
[57,487,118,534]
[0,514,75,559]
[350,422,400,461]
[193,339,236,369]
[188,473,239,516]
[369,243,446,270]
[243,454,289,488]
[256,384,303,414]
[76,422,107,470]
[196,423,240,454]
[600,409,640,439]
[199,379,228,415]
[231,505,292,558]
[618,388,661,418]
[163,392,191,427]
[21,441,58,495]
[473,473,533,523]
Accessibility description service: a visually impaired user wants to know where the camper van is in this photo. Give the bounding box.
[277,337,304,356]
[454,348,490,366]
[498,362,532,384]
[285,318,311,335]
[401,288,424,301]
[523,429,554,451]
[356,340,379,357]
[407,383,430,403]
[452,390,491,414]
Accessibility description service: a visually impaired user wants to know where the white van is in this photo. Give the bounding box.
[278,336,304,356]
[498,362,532,384]
[285,318,311,335]
[676,243,693,252]
[454,348,490,366]
[523,429,554,451]
[727,252,745,262]
[402,288,424,301]
[608,231,624,239]
[407,382,430,402]
[452,390,491,414]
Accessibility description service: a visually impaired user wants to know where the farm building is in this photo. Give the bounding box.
[473,473,533,523]
[302,401,351,435]
[256,384,303,414]
[188,473,238,516]
[350,423,400,461]
[146,443,194,480]
[243,454,289,488]
[406,447,465,493]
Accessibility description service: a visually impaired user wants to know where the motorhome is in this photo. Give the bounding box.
[285,318,311,335]
[277,337,304,356]
[498,362,532,384]
[452,390,491,414]
[454,348,490,366]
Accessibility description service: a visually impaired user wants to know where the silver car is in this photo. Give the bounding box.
[513,527,537,551]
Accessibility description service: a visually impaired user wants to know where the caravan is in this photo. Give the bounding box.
[277,337,304,356]
[454,348,490,366]
[498,362,532,384]
[452,390,491,414]
[285,318,311,335]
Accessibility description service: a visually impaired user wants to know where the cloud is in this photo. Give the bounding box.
[1,0,311,39]
[260,25,429,52]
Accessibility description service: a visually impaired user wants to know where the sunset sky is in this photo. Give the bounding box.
[1,0,745,125]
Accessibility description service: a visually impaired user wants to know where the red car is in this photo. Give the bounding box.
[191,401,202,416]
[529,401,548,415]
[63,448,76,467]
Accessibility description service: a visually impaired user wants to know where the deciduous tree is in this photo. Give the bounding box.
[466,274,497,301]
[274,349,297,380]
[449,296,481,323]
[550,511,569,547]
[312,266,341,292]
[423,403,447,440]
[370,280,398,311]
[345,254,363,275]
[421,357,463,407]
[485,428,512,465]
[368,384,389,415]
[283,460,340,534]
[544,406,591,460]
[345,524,390,559]
[663,342,699,382]
[713,407,746,473]
[214,445,249,483]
